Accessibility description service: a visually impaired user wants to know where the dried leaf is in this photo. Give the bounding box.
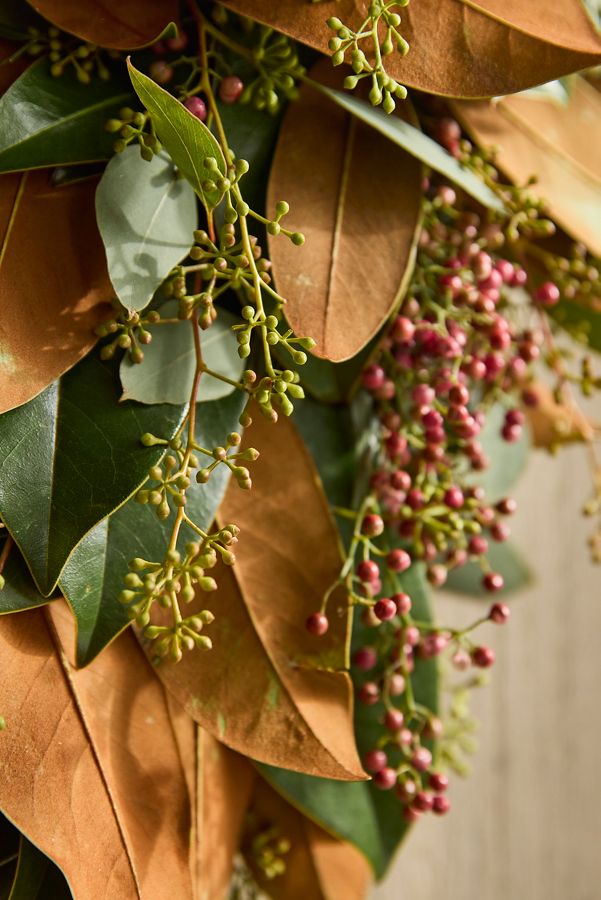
[0,603,194,900]
[267,62,422,362]
[0,170,112,413]
[221,0,601,99]
[144,412,366,782]
[26,0,178,49]
[452,76,601,254]
[197,731,256,900]
[244,779,371,900]
[524,382,596,447]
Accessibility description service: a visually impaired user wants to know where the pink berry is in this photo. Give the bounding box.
[386,548,411,573]
[397,778,418,802]
[357,560,380,583]
[365,749,387,773]
[352,646,378,671]
[496,497,517,516]
[149,60,173,84]
[444,486,464,509]
[374,598,397,622]
[392,316,415,343]
[384,708,405,731]
[411,748,432,772]
[219,74,244,104]
[362,363,386,391]
[468,535,488,556]
[482,571,504,593]
[166,33,189,51]
[374,767,398,790]
[489,602,510,624]
[358,682,380,705]
[429,772,449,793]
[426,565,448,588]
[432,795,451,815]
[472,645,495,668]
[392,592,412,616]
[403,805,421,823]
[305,612,328,636]
[391,470,411,492]
[452,649,471,671]
[184,96,207,121]
[388,672,406,696]
[534,281,560,307]
[362,513,384,537]
[413,790,434,812]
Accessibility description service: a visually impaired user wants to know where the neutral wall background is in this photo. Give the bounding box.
[372,439,601,900]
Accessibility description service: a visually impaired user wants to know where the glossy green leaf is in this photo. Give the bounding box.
[445,539,533,597]
[313,84,504,212]
[120,303,243,405]
[8,835,72,900]
[0,353,186,596]
[127,60,226,208]
[60,390,246,666]
[468,404,529,502]
[0,59,132,173]
[0,546,54,615]
[95,147,197,312]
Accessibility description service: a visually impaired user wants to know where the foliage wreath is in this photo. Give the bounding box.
[0,0,600,897]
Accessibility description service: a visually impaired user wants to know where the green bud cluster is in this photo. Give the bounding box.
[136,443,198,520]
[105,107,161,161]
[96,303,160,364]
[240,25,305,114]
[327,1,410,114]
[194,431,259,491]
[14,25,116,83]
[246,823,291,880]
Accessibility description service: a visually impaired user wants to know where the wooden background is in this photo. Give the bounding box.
[372,440,601,900]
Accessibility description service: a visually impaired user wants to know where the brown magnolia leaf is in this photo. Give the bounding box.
[0,169,112,413]
[267,60,422,362]
[26,0,179,49]
[221,0,601,99]
[0,603,194,900]
[243,778,371,900]
[452,77,601,254]
[524,382,596,448]
[144,412,366,782]
[197,731,256,900]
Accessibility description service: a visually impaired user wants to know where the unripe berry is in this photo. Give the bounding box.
[489,601,510,624]
[305,612,329,636]
[374,597,397,621]
[219,74,244,104]
[386,548,411,572]
[373,767,398,790]
[472,645,495,668]
[184,96,207,121]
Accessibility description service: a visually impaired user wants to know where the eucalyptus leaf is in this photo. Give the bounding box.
[468,404,529,502]
[0,353,186,596]
[120,303,243,405]
[313,83,504,212]
[60,390,246,666]
[445,539,533,597]
[128,60,226,208]
[0,59,132,172]
[0,546,54,615]
[95,147,197,312]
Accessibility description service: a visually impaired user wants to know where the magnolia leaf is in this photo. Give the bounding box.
[120,304,243,404]
[25,0,178,49]
[260,565,438,879]
[0,59,132,173]
[0,353,186,596]
[445,539,532,597]
[144,412,366,781]
[221,0,601,98]
[452,76,601,254]
[0,170,112,414]
[128,60,226,209]
[245,778,372,900]
[267,63,422,362]
[316,82,503,212]
[0,604,194,900]
[96,148,197,313]
[468,404,529,503]
[525,382,596,447]
[59,390,246,666]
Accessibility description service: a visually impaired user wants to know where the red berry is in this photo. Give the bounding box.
[406,488,425,510]
[472,645,495,668]
[489,601,510,624]
[391,470,412,492]
[534,281,560,307]
[357,560,380,583]
[392,592,412,616]
[305,612,328,636]
[374,598,397,621]
[365,749,387,773]
[352,646,378,670]
[482,571,504,593]
[384,708,405,731]
[362,513,384,536]
[184,96,207,121]
[386,548,411,573]
[362,363,386,391]
[411,747,432,772]
[358,682,380,705]
[413,790,433,812]
[432,795,451,815]
[468,535,488,556]
[429,772,449,793]
[373,767,398,790]
[444,486,464,509]
[392,315,415,343]
[219,74,244,104]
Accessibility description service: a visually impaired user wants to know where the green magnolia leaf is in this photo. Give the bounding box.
[468,404,529,502]
[8,836,71,900]
[95,147,197,312]
[445,539,533,597]
[120,303,243,405]
[0,59,132,173]
[0,353,186,596]
[292,400,356,510]
[313,84,504,212]
[59,390,246,666]
[0,545,54,615]
[127,60,226,208]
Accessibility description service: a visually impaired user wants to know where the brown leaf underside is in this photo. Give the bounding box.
[245,778,371,900]
[221,0,601,99]
[0,170,112,413]
[144,412,366,781]
[0,604,193,900]
[267,61,422,362]
[452,77,601,255]
[27,0,179,49]
[524,382,595,448]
